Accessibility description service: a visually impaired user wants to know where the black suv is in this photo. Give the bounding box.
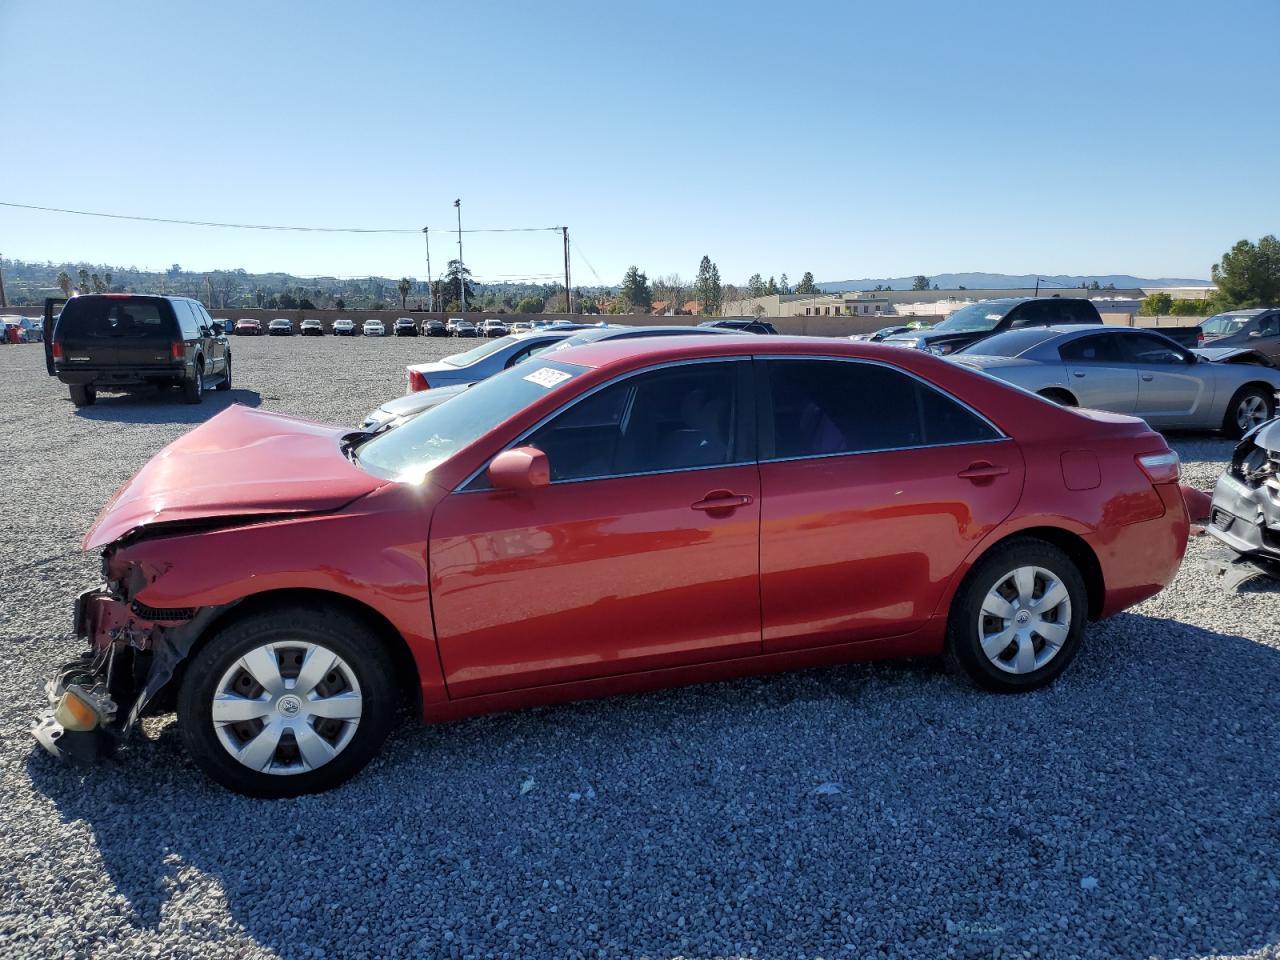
[45,294,230,407]
[698,318,779,335]
[882,297,1102,355]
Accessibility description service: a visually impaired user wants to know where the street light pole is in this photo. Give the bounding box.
[422,227,433,312]
[454,199,465,314]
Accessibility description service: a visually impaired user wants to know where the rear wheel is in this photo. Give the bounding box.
[945,538,1088,692]
[68,383,96,407]
[215,357,232,391]
[1223,385,1274,439]
[182,365,203,404]
[177,607,397,797]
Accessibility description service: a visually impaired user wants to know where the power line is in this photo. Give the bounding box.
[0,200,561,235]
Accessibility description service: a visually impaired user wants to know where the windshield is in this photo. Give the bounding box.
[1201,313,1252,336]
[957,328,1058,357]
[443,334,520,366]
[357,360,586,482]
[931,301,1017,333]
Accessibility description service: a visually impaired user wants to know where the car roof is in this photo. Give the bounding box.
[550,334,932,370]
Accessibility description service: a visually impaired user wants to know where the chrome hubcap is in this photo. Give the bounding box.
[978,565,1072,675]
[212,641,362,775]
[1237,395,1267,430]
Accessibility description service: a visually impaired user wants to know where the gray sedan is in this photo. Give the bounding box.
[953,324,1280,437]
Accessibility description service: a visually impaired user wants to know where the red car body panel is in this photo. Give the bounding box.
[429,463,763,698]
[82,337,1190,724]
[82,406,385,549]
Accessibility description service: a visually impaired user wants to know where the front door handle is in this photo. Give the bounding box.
[1141,374,1154,381]
[957,461,1009,481]
[1071,370,1086,378]
[691,491,754,512]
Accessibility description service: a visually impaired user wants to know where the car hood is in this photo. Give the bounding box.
[1192,346,1276,367]
[83,405,385,549]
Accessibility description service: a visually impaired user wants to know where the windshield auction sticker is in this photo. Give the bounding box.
[523,367,572,388]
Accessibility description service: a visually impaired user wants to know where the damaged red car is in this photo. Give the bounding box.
[35,337,1195,796]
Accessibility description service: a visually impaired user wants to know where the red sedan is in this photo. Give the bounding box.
[35,337,1192,796]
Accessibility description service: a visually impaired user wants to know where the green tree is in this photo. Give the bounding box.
[766,276,779,295]
[911,275,930,291]
[335,297,346,311]
[1170,298,1211,316]
[515,295,544,314]
[778,273,790,295]
[796,271,818,295]
[747,273,766,298]
[1139,292,1174,316]
[397,277,412,310]
[619,265,652,311]
[56,271,71,297]
[1212,235,1280,308]
[77,268,90,293]
[694,256,722,315]
[439,260,477,310]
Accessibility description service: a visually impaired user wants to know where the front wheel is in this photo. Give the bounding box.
[945,538,1088,692]
[1223,385,1274,439]
[177,607,397,797]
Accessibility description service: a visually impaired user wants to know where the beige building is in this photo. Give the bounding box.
[723,286,1151,321]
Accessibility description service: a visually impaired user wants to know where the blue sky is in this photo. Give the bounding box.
[3,0,1277,286]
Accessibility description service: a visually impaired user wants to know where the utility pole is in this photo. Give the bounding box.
[0,252,7,309]
[454,199,465,314]
[422,227,433,312]
[562,227,572,315]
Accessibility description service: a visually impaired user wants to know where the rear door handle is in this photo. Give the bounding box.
[957,461,1009,481]
[1071,370,1086,378]
[1141,374,1154,381]
[691,491,754,512]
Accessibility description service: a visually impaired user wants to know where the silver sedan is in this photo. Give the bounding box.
[952,324,1280,437]
[404,330,581,391]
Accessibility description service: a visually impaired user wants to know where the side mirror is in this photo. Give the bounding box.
[487,446,550,490]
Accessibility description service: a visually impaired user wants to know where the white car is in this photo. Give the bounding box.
[362,319,386,337]
[334,318,356,336]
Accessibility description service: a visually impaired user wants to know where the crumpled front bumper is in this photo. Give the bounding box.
[1206,472,1280,559]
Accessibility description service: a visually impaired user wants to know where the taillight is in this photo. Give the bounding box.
[170,342,184,361]
[1137,450,1180,484]
[51,340,64,360]
[407,369,429,393]
[1197,333,1205,345]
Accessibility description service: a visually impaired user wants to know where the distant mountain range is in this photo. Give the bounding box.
[817,273,1212,292]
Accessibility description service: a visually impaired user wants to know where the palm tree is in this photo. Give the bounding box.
[56,271,72,297]
[397,277,412,311]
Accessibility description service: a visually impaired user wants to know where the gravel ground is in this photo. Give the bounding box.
[1,335,1279,960]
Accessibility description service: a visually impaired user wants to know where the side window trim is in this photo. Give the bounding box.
[754,355,1009,464]
[456,356,755,492]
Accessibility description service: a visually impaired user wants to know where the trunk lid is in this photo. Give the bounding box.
[83,406,385,549]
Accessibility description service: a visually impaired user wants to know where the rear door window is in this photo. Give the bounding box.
[1059,333,1125,363]
[56,298,172,340]
[761,359,999,459]
[173,301,201,339]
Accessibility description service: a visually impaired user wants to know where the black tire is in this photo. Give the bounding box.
[182,365,203,404]
[1037,388,1077,407]
[177,606,397,797]
[214,357,232,391]
[1222,385,1275,439]
[944,537,1088,693]
[69,383,96,407]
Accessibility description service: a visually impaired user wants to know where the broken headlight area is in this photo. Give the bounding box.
[32,550,225,763]
[1205,418,1280,587]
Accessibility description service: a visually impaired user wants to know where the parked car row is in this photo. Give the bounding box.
[2,315,44,343]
